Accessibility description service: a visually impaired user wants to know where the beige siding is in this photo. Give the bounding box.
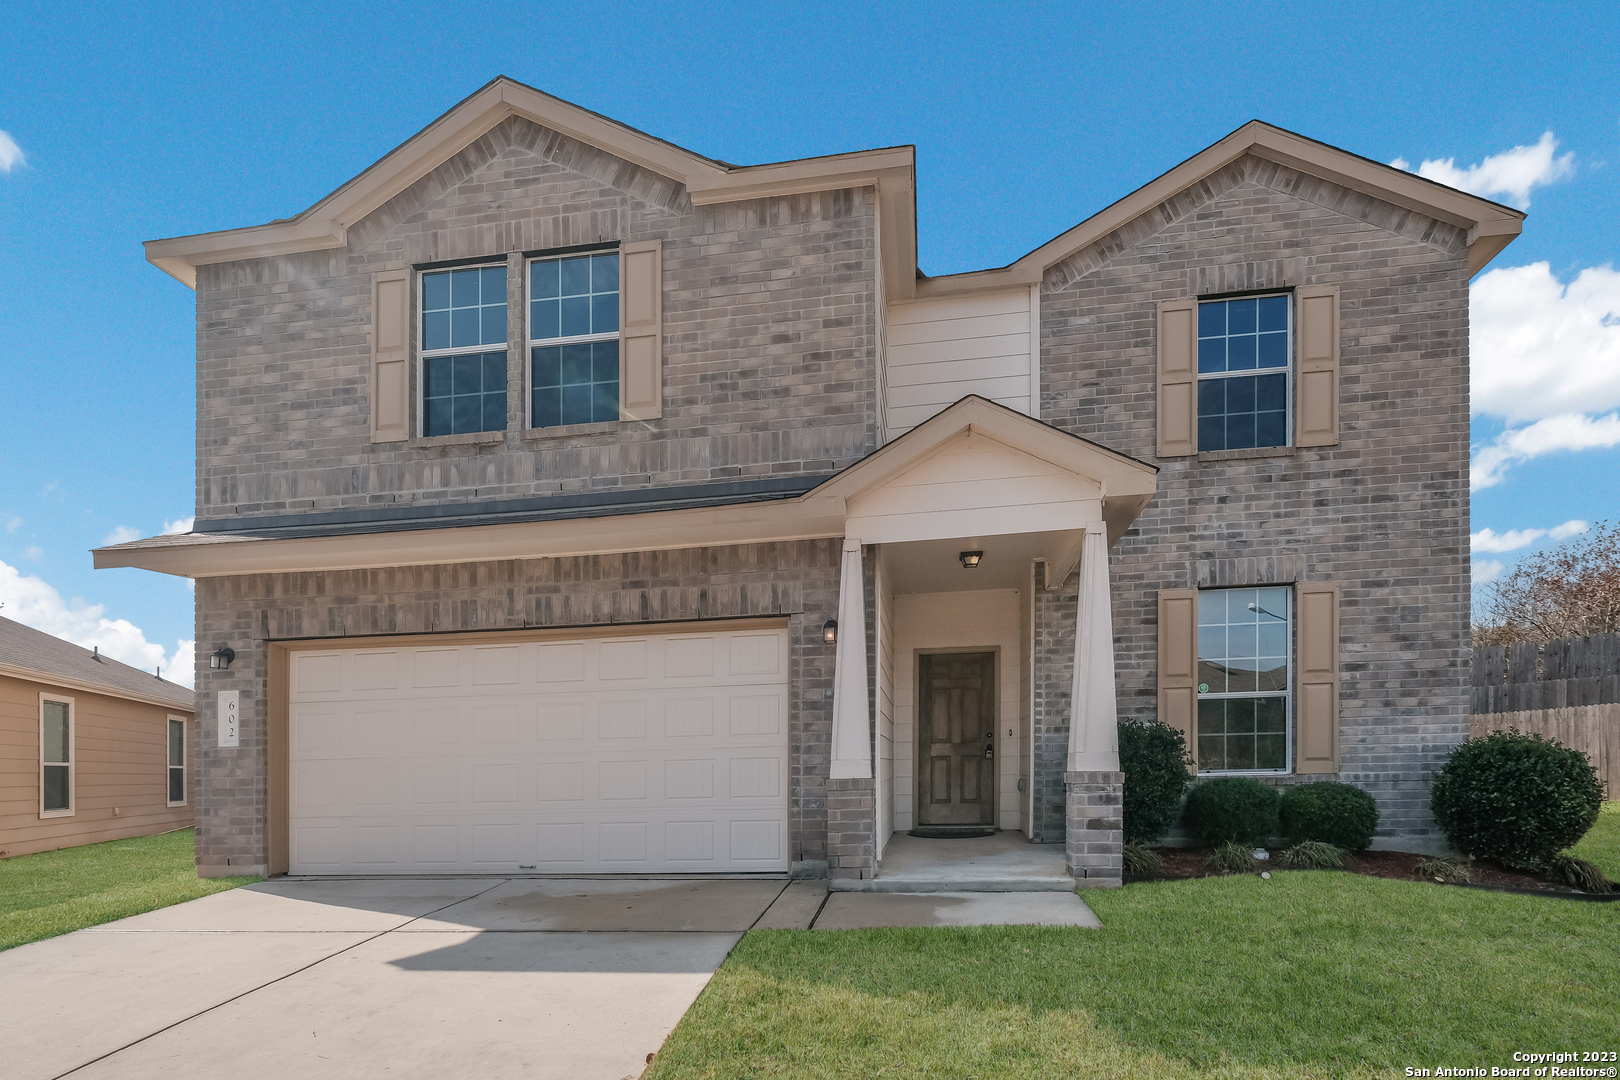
[0,674,194,859]
[886,289,1034,438]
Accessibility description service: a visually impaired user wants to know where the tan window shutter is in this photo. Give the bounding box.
[1295,581,1340,773]
[371,269,411,442]
[1157,588,1199,767]
[1295,285,1339,447]
[620,239,663,421]
[1157,299,1197,457]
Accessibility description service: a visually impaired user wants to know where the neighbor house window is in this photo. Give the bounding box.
[167,717,186,806]
[420,264,508,436]
[41,696,73,815]
[529,251,620,427]
[1197,294,1290,451]
[1196,587,1291,772]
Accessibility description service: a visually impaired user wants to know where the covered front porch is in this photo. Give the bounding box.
[819,397,1159,888]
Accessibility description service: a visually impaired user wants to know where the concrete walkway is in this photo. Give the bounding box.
[833,831,1077,892]
[1,877,789,1080]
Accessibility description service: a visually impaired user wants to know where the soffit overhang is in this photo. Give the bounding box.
[144,76,919,296]
[92,396,1154,579]
[913,120,1526,299]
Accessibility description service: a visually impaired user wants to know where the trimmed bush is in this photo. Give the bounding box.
[1430,729,1605,872]
[1118,720,1193,844]
[1181,776,1280,846]
[1280,781,1380,850]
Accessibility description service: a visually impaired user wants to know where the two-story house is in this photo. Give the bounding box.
[98,77,1521,885]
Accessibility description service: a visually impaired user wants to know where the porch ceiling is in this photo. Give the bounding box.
[883,531,1077,594]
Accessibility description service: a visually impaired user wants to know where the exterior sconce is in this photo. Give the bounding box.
[959,551,984,569]
[822,619,838,645]
[210,647,236,670]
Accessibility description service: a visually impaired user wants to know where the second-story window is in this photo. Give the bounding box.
[529,251,620,428]
[1197,294,1290,451]
[420,265,508,437]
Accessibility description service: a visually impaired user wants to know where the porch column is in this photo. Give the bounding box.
[1064,523,1124,888]
[829,537,872,780]
[1067,524,1119,772]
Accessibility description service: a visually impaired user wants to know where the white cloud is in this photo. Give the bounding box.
[1470,519,1588,553]
[1472,262,1620,423]
[0,131,24,174]
[162,517,194,535]
[1393,132,1573,209]
[1471,412,1620,489]
[0,558,194,687]
[4,517,19,533]
[101,526,141,546]
[22,545,43,560]
[1472,559,1506,585]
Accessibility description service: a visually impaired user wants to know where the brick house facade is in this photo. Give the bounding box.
[101,77,1521,884]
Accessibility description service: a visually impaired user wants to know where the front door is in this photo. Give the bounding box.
[918,652,995,826]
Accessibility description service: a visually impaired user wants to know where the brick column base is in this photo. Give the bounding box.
[1065,770,1123,888]
[827,777,877,880]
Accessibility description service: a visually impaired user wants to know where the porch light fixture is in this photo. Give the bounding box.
[209,646,236,670]
[822,619,838,645]
[959,551,984,569]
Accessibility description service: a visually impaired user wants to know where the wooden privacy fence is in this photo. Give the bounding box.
[1470,705,1620,799]
[1471,635,1620,797]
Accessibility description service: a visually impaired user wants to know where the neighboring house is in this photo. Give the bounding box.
[0,615,195,858]
[98,77,1521,884]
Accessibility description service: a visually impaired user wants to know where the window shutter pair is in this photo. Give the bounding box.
[368,240,665,439]
[1155,286,1339,456]
[1156,584,1339,773]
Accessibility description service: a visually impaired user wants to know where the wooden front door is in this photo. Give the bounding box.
[918,652,996,826]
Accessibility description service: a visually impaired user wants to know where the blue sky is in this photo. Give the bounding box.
[2,1,1617,684]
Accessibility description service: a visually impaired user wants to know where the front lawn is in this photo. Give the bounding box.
[1569,801,1620,881]
[0,829,255,951]
[648,871,1618,1079]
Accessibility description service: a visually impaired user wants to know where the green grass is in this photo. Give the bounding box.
[1568,801,1620,881]
[648,872,1619,1079]
[0,829,255,951]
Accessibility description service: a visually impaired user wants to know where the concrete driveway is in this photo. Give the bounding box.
[1,876,792,1080]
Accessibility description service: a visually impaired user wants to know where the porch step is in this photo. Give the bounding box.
[829,873,1078,893]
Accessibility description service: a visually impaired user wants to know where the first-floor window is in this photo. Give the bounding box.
[41,697,72,814]
[167,718,186,806]
[1196,586,1291,772]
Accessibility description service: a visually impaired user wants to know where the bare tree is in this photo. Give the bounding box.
[1474,520,1620,647]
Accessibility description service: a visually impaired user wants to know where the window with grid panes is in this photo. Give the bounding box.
[1196,587,1291,772]
[529,251,620,427]
[420,264,508,436]
[1197,294,1290,451]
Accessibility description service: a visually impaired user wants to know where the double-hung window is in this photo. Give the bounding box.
[1196,587,1291,772]
[167,717,186,806]
[529,251,620,428]
[420,264,508,436]
[41,696,72,815]
[1197,294,1290,451]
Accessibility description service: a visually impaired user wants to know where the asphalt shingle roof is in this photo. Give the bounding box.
[0,614,195,710]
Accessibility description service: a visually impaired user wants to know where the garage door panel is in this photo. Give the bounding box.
[289,627,791,874]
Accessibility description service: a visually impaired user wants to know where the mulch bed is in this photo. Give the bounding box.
[1131,846,1589,895]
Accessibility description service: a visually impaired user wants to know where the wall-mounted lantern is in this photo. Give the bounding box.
[209,646,236,670]
[822,619,838,645]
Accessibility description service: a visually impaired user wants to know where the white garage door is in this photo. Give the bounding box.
[288,626,791,875]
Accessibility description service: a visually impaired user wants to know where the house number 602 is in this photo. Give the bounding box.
[218,691,240,748]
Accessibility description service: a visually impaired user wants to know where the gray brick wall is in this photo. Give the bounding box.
[1037,154,1472,847]
[190,540,841,874]
[193,115,878,521]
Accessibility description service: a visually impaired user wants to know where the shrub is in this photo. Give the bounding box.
[1280,840,1345,870]
[1205,840,1262,874]
[1414,856,1472,884]
[1117,720,1193,843]
[1430,729,1606,873]
[1122,841,1164,878]
[1279,781,1380,850]
[1181,777,1280,846]
[1546,854,1615,894]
